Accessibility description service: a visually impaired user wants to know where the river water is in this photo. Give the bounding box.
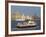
[11,20,41,31]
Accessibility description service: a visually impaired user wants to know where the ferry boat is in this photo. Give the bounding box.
[15,14,37,28]
[16,20,36,28]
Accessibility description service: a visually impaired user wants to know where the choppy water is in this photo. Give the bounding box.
[11,20,40,31]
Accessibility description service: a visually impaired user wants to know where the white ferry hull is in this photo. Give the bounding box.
[16,23,36,28]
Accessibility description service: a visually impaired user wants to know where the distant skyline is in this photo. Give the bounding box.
[11,6,41,17]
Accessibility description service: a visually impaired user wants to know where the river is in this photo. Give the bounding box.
[11,19,40,31]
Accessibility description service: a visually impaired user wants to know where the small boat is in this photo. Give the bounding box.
[16,19,25,21]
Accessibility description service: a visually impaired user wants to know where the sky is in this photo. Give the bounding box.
[11,6,41,17]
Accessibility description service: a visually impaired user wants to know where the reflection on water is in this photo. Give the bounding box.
[11,20,41,31]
